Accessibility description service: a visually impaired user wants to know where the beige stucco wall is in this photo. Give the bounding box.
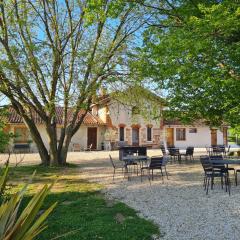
[8,124,106,152]
[99,100,163,147]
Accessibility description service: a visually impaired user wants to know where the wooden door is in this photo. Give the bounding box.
[211,129,217,146]
[132,128,139,146]
[87,127,97,150]
[166,128,174,147]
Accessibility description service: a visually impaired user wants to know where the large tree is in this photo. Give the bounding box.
[132,0,240,126]
[0,0,145,165]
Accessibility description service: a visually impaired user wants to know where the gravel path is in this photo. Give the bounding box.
[80,160,240,240]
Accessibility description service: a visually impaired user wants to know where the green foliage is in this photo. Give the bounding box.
[0,164,9,200]
[0,109,12,153]
[134,0,240,126]
[0,166,56,240]
[0,0,145,165]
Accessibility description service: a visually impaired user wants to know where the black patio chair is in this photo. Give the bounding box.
[168,147,181,162]
[210,145,225,156]
[140,156,169,182]
[200,156,230,195]
[109,155,125,181]
[180,147,194,161]
[235,169,240,185]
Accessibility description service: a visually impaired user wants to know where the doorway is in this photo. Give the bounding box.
[166,128,174,146]
[132,128,139,146]
[211,129,217,146]
[87,127,97,150]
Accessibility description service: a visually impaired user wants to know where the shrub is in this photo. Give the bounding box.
[0,109,13,153]
[0,165,57,240]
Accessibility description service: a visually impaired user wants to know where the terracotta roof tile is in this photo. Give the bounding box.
[7,107,105,126]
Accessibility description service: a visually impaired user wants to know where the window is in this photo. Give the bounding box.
[147,126,152,141]
[14,127,30,143]
[119,127,124,141]
[189,128,197,133]
[176,128,186,141]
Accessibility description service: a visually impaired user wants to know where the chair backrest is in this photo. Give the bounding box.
[186,147,194,155]
[72,143,81,151]
[200,156,212,171]
[209,155,223,160]
[149,157,163,168]
[174,148,180,154]
[168,147,174,155]
[109,155,115,168]
[169,148,179,155]
[218,145,225,153]
[209,155,225,168]
[211,145,218,153]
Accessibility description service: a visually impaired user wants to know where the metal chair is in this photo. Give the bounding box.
[109,155,125,181]
[72,143,81,152]
[168,147,181,162]
[180,146,194,161]
[84,143,92,151]
[200,156,230,195]
[140,156,169,182]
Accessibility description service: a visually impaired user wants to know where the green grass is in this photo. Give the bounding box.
[8,165,160,240]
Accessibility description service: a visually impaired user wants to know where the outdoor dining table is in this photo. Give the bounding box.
[210,158,240,168]
[122,155,150,180]
[122,155,150,166]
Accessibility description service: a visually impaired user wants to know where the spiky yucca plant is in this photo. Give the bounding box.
[0,165,57,240]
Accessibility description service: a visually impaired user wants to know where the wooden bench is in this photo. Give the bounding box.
[72,143,81,152]
[13,143,31,153]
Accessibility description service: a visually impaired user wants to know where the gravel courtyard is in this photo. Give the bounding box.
[2,149,240,240]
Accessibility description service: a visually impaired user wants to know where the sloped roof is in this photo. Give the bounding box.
[7,107,105,126]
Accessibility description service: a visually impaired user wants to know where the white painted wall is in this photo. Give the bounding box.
[165,126,224,148]
[70,125,105,150]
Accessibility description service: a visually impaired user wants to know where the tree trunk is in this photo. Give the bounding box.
[46,122,59,166]
[58,146,68,165]
[58,136,72,165]
[23,118,50,166]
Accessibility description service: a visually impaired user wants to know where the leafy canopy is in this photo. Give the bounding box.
[133,0,240,126]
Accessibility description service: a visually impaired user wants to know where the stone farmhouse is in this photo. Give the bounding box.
[5,91,228,152]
